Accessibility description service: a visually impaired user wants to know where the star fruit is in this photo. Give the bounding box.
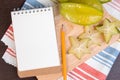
[68,36,90,59]
[78,26,103,46]
[96,19,119,43]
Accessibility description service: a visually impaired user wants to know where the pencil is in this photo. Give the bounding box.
[61,24,67,80]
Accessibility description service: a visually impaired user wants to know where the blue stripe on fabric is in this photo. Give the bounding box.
[95,55,113,66]
[26,0,44,8]
[104,46,119,57]
[92,57,111,68]
[99,52,115,62]
[21,4,32,9]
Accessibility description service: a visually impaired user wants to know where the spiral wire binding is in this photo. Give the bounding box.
[12,7,51,15]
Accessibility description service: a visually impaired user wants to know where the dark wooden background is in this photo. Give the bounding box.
[0,0,120,80]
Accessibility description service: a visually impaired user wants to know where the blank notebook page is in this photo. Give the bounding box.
[11,7,60,71]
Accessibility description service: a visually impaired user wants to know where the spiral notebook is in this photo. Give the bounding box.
[11,7,61,78]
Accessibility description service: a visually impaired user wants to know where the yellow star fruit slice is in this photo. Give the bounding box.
[60,3,103,26]
[68,36,90,59]
[78,26,103,46]
[96,19,119,43]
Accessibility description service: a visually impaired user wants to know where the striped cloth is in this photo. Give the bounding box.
[65,42,120,80]
[1,0,120,80]
[103,0,120,20]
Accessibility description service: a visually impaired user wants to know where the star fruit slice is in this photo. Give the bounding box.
[68,36,90,59]
[60,3,103,26]
[78,26,103,46]
[96,19,119,43]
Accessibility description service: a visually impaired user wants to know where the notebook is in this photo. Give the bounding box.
[11,7,61,78]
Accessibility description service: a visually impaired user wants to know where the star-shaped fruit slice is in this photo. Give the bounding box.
[96,19,119,43]
[68,36,90,59]
[78,26,103,46]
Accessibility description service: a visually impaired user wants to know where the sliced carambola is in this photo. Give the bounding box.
[68,36,90,59]
[78,26,103,46]
[96,19,119,43]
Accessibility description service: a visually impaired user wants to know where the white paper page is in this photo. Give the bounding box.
[11,7,60,71]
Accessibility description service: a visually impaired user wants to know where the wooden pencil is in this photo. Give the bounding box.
[61,24,67,80]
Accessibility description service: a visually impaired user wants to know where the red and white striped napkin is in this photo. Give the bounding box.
[2,25,17,66]
[1,0,120,80]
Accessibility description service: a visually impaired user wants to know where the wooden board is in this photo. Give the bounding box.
[36,7,120,80]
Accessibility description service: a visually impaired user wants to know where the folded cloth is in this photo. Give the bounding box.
[2,25,17,66]
[1,0,120,80]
